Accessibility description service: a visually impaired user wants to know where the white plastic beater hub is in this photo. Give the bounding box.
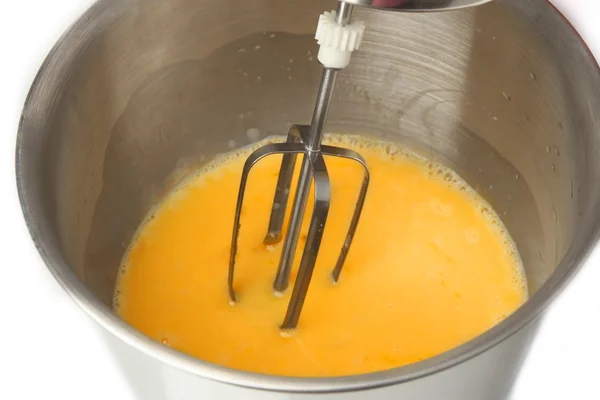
[315,10,366,69]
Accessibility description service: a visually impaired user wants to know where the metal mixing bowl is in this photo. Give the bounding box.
[16,0,600,399]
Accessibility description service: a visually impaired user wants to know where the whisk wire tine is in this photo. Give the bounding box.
[272,155,313,292]
[321,145,371,283]
[280,153,331,330]
[264,126,308,245]
[228,143,307,303]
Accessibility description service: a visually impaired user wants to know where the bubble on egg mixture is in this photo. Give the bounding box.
[246,128,261,142]
[465,228,481,244]
[280,330,294,339]
[429,199,454,217]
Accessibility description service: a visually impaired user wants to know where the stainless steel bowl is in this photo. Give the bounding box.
[16,0,600,399]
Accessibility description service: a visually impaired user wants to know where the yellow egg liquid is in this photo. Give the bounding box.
[114,136,527,377]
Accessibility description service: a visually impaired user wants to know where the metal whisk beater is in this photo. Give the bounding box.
[228,2,369,330]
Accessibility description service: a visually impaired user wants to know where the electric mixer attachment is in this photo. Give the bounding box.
[228,1,367,330]
[228,0,493,330]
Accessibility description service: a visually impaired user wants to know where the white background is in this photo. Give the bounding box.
[1,1,599,399]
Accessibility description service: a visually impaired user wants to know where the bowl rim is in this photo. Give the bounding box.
[15,0,600,393]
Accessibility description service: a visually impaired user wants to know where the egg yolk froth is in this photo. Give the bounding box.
[115,135,527,377]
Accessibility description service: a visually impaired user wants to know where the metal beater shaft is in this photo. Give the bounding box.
[271,3,354,293]
[228,1,369,330]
